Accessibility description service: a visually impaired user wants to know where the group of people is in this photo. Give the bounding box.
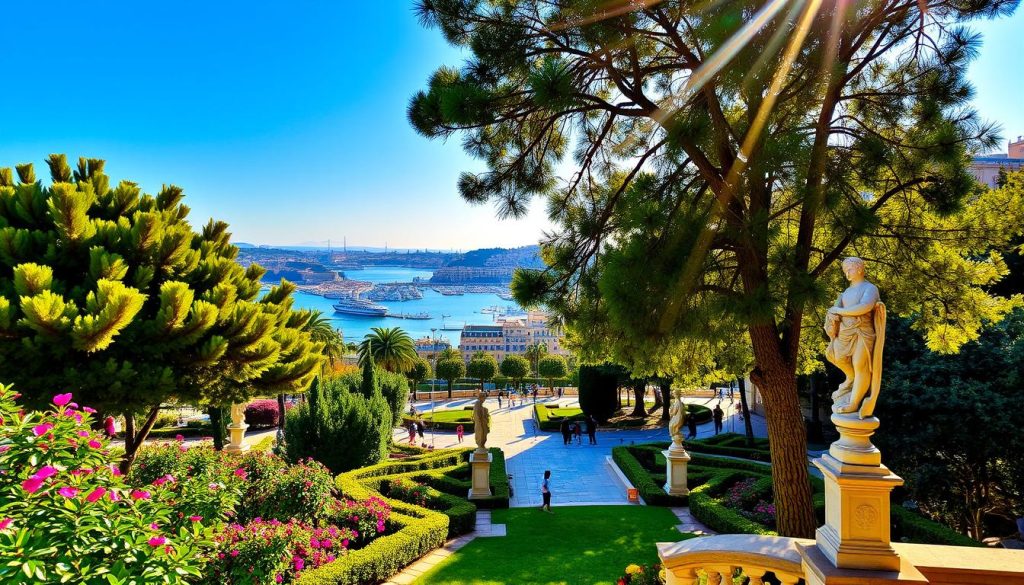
[559,415,597,445]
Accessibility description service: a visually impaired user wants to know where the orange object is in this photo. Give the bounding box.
[627,488,639,502]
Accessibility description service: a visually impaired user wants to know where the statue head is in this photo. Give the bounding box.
[477,391,487,403]
[841,257,866,281]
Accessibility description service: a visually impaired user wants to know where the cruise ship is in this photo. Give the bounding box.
[332,295,388,317]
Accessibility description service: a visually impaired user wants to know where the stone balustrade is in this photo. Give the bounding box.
[658,534,813,585]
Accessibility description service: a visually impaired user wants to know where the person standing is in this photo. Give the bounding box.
[687,410,698,440]
[408,421,417,444]
[713,403,725,435]
[417,421,426,442]
[456,424,464,443]
[540,470,553,512]
[573,421,583,445]
[560,418,571,446]
[585,415,597,445]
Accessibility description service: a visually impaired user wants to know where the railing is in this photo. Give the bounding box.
[658,535,812,585]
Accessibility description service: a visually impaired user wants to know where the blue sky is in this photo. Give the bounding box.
[0,2,1020,249]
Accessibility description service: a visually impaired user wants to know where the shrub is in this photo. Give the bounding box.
[578,364,623,423]
[285,377,392,474]
[201,518,355,585]
[238,457,336,525]
[0,387,211,584]
[245,399,281,428]
[611,446,687,506]
[328,496,392,547]
[377,370,410,428]
[387,478,429,507]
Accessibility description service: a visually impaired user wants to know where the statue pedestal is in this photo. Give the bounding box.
[225,423,250,453]
[468,449,492,499]
[662,445,691,496]
[810,414,903,572]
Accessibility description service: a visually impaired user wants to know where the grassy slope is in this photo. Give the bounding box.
[418,506,689,585]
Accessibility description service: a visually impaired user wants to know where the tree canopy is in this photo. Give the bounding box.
[0,155,323,468]
[435,357,467,398]
[467,351,499,389]
[538,354,568,391]
[358,327,417,373]
[411,0,1023,537]
[500,355,531,389]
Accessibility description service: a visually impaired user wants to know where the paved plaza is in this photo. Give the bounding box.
[398,393,768,508]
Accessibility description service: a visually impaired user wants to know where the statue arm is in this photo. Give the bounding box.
[830,285,880,317]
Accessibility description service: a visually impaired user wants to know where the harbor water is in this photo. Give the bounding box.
[285,266,521,343]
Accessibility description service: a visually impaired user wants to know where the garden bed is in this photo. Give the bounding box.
[402,408,480,432]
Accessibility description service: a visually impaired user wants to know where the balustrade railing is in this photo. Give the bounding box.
[658,534,812,585]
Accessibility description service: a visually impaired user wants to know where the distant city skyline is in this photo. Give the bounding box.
[0,2,1020,249]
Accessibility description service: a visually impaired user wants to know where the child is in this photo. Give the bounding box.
[456,424,464,443]
[540,470,553,512]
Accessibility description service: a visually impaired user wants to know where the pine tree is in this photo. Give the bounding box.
[360,341,378,398]
[411,0,1023,537]
[0,155,324,471]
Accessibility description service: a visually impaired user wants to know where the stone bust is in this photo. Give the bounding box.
[824,257,886,418]
[473,392,489,451]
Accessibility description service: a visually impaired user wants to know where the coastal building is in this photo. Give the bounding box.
[414,337,451,361]
[458,310,570,363]
[969,136,1024,187]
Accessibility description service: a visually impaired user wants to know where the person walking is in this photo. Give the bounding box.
[560,418,571,446]
[497,392,503,409]
[713,402,725,435]
[417,421,426,442]
[687,411,698,440]
[407,421,417,444]
[540,470,553,512]
[532,387,538,403]
[573,421,583,445]
[456,424,464,443]
[585,415,597,445]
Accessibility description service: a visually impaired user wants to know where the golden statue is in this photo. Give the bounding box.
[472,392,489,452]
[825,257,886,419]
[668,389,685,448]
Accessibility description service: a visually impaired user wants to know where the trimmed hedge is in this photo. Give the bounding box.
[535,404,587,431]
[614,443,978,547]
[299,447,511,584]
[401,409,479,432]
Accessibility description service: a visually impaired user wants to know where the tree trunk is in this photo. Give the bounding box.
[210,406,225,451]
[659,379,672,421]
[749,325,817,538]
[119,406,161,475]
[630,379,647,417]
[738,377,755,447]
[447,381,453,399]
[651,382,663,412]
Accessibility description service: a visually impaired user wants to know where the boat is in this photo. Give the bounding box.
[387,312,431,320]
[323,292,344,299]
[498,292,514,301]
[441,320,465,331]
[332,295,388,317]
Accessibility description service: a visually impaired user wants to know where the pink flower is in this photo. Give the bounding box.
[85,487,107,502]
[175,434,184,442]
[21,477,44,493]
[130,489,151,500]
[87,439,102,449]
[230,549,239,558]
[147,536,166,547]
[53,393,73,407]
[233,468,247,480]
[104,417,116,436]
[32,423,53,436]
[109,464,122,477]
[153,474,175,486]
[150,522,160,530]
[58,486,79,498]
[276,575,283,583]
[73,413,83,423]
[33,466,59,481]
[77,431,90,438]
[108,490,121,502]
[189,515,202,522]
[82,406,96,414]
[0,518,12,530]
[294,557,304,571]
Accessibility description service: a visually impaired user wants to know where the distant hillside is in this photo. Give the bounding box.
[444,246,543,269]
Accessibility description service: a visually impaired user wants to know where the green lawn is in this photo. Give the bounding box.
[418,506,690,585]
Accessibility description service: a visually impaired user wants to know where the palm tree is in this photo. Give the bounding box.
[303,310,345,369]
[359,327,418,373]
[525,342,548,376]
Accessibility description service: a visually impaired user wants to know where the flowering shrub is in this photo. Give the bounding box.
[0,386,211,583]
[329,496,391,547]
[387,478,429,508]
[245,399,281,428]
[201,518,354,584]
[617,563,665,585]
[238,456,334,525]
[722,477,776,528]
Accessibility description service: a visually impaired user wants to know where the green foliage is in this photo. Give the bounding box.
[466,352,497,389]
[377,369,410,428]
[0,386,211,584]
[403,407,476,432]
[284,376,392,474]
[435,357,466,398]
[578,364,623,423]
[537,354,568,389]
[360,350,378,398]
[407,357,432,392]
[498,355,530,388]
[876,312,1024,538]
[534,403,587,431]
[358,327,417,373]
[0,155,323,465]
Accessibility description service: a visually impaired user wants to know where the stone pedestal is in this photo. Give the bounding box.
[663,444,691,496]
[468,449,492,499]
[812,414,903,572]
